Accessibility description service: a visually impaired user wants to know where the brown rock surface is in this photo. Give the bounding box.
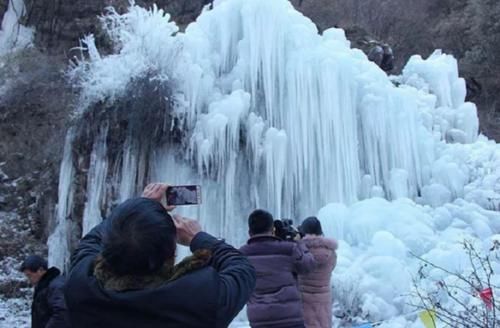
[0,49,70,247]
[22,0,207,52]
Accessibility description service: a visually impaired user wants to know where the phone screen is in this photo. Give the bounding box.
[166,185,202,206]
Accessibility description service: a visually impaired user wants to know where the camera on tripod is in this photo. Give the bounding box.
[273,219,301,241]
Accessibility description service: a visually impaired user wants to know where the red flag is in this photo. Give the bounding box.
[479,287,493,309]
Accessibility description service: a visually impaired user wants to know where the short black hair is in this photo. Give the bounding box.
[248,209,274,235]
[299,216,323,236]
[19,255,48,272]
[102,198,177,276]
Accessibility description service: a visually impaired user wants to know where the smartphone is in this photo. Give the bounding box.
[165,185,202,206]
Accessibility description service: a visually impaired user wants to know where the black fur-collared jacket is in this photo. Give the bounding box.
[32,267,70,328]
[64,198,256,328]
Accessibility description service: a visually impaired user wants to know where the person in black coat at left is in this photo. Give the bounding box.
[20,255,70,328]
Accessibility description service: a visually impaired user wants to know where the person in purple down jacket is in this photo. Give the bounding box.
[298,217,338,328]
[240,209,317,328]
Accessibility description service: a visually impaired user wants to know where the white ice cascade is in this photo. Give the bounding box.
[0,0,33,55]
[81,124,109,235]
[48,129,75,271]
[55,0,481,267]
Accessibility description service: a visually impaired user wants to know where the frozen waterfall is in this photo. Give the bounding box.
[48,0,483,270]
[46,0,500,326]
[47,130,75,270]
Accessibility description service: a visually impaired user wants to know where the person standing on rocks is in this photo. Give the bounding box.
[367,41,394,72]
[20,255,70,328]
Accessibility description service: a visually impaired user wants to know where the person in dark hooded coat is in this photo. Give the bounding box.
[64,182,256,328]
[20,255,70,328]
[367,42,394,72]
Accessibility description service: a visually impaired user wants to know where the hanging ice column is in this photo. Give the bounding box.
[81,124,109,235]
[48,130,75,271]
[182,1,368,217]
[0,0,34,54]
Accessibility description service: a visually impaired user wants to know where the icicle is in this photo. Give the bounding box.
[118,136,139,202]
[264,128,287,218]
[0,0,34,54]
[81,124,109,235]
[47,129,75,272]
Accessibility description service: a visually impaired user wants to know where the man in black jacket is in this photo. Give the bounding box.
[64,183,256,328]
[20,255,70,328]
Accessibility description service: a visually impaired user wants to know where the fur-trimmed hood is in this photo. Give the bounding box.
[94,249,212,292]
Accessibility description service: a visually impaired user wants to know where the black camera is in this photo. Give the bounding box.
[274,219,300,241]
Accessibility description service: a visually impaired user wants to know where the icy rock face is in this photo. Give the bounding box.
[0,45,74,272]
[0,0,33,54]
[19,0,209,52]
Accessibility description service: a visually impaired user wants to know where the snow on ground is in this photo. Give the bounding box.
[0,196,37,327]
[0,257,31,328]
[0,296,30,328]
